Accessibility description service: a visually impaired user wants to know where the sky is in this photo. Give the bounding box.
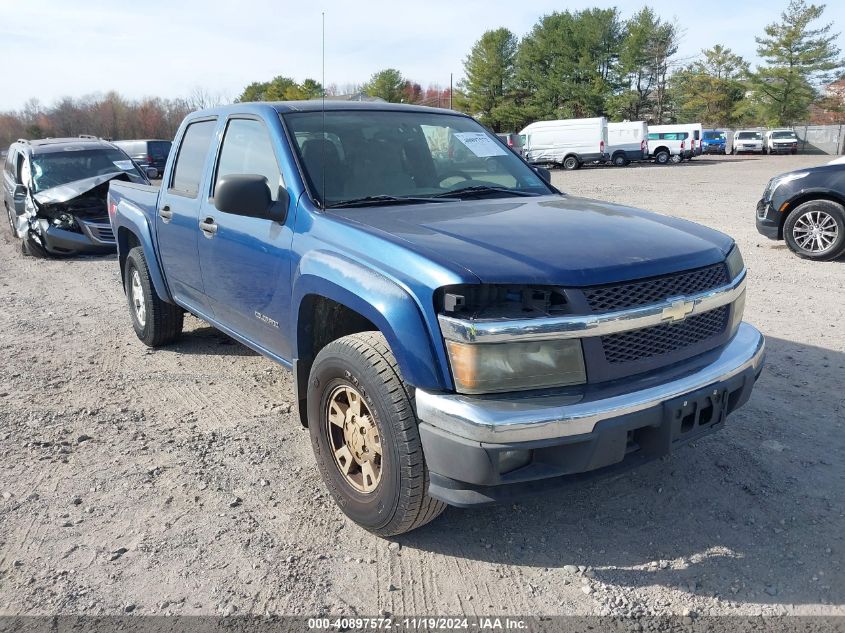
[1,0,844,111]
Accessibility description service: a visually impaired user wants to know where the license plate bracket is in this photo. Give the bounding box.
[638,385,730,457]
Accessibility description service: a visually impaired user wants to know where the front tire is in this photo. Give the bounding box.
[21,231,48,258]
[307,332,446,536]
[124,246,183,346]
[783,200,845,261]
[4,203,17,237]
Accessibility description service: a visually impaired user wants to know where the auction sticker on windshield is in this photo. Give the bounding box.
[453,132,508,157]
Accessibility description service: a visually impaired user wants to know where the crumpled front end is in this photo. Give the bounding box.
[19,173,128,256]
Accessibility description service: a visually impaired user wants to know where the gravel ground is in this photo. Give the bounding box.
[0,154,842,619]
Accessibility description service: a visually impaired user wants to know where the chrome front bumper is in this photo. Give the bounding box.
[416,322,765,444]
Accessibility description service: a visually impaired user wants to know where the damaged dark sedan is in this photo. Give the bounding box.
[3,137,152,257]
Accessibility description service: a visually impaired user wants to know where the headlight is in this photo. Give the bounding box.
[725,244,745,279]
[445,338,586,394]
[766,171,808,200]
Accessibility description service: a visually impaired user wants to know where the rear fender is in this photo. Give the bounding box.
[114,199,172,303]
[292,250,449,391]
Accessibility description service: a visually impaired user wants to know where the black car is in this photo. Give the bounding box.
[112,139,172,178]
[756,163,845,260]
[2,137,151,257]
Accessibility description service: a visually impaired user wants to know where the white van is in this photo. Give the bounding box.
[765,129,799,154]
[646,128,688,164]
[649,124,702,159]
[520,117,610,170]
[733,130,765,154]
[607,121,648,166]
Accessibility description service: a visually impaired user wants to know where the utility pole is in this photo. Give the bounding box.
[449,73,453,110]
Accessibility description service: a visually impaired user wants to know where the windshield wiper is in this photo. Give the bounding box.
[324,194,455,209]
[430,185,539,199]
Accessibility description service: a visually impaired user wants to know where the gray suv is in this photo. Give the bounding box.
[3,137,151,256]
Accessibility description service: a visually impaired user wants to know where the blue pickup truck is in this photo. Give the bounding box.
[108,102,765,536]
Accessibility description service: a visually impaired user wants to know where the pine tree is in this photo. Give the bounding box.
[751,0,843,125]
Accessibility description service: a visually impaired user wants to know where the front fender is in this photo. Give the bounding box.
[114,200,172,303]
[292,250,449,391]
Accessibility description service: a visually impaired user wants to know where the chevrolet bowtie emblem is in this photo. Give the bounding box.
[661,299,695,322]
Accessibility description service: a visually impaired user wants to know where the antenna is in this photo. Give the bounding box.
[321,11,326,209]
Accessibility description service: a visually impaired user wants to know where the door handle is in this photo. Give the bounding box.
[158,205,173,222]
[199,217,218,238]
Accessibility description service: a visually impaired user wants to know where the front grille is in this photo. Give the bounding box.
[601,306,729,364]
[582,263,729,313]
[80,221,115,244]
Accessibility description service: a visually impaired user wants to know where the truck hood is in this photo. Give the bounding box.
[329,195,733,287]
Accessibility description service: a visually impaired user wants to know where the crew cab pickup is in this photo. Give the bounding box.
[109,102,765,536]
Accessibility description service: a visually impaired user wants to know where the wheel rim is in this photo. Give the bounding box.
[564,158,576,169]
[325,384,382,493]
[130,269,146,327]
[792,210,839,253]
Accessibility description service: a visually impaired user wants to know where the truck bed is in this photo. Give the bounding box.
[109,180,160,218]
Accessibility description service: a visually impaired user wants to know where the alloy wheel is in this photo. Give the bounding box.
[130,269,147,327]
[792,210,839,253]
[325,384,382,493]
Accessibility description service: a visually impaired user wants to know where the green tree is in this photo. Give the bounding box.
[672,45,749,126]
[238,76,324,102]
[238,81,271,102]
[264,76,299,100]
[362,69,407,102]
[750,0,843,125]
[608,7,678,123]
[515,8,622,122]
[302,79,324,99]
[461,28,518,130]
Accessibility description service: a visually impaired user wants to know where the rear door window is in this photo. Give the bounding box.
[170,120,217,198]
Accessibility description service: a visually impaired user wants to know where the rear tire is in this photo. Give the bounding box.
[654,150,669,165]
[562,156,580,170]
[308,332,446,537]
[124,246,183,346]
[783,199,845,261]
[612,153,629,167]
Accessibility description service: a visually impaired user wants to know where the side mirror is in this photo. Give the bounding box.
[214,174,288,223]
[534,166,552,183]
[145,167,159,180]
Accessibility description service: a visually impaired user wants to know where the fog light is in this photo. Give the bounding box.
[498,449,532,474]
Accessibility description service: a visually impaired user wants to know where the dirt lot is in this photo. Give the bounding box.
[0,154,843,619]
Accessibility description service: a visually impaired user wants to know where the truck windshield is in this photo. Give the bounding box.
[703,131,725,140]
[282,110,551,207]
[30,148,146,192]
[771,131,796,139]
[737,132,762,140]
